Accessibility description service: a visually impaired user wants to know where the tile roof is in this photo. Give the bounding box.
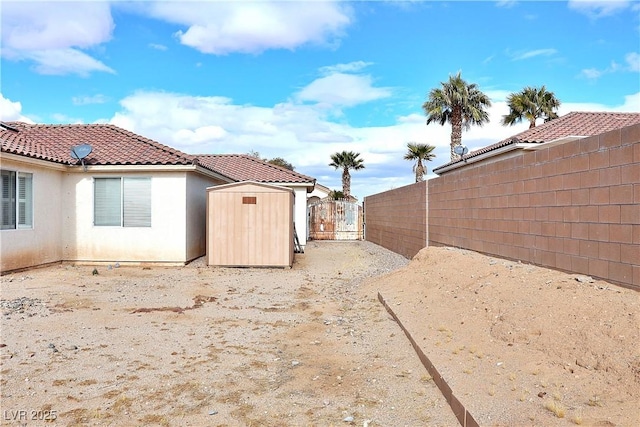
[197,154,315,184]
[433,111,640,172]
[1,121,197,167]
[1,122,314,186]
[0,123,64,163]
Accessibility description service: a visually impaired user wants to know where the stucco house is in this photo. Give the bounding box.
[434,111,640,175]
[307,182,332,205]
[0,122,315,273]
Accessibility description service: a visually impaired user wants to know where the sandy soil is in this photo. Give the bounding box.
[365,246,640,427]
[1,241,638,427]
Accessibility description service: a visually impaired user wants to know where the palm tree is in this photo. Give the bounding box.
[502,86,561,129]
[329,151,365,199]
[422,72,491,161]
[404,142,436,182]
[328,190,345,200]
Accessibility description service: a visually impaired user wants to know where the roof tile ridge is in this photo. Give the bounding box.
[0,122,22,132]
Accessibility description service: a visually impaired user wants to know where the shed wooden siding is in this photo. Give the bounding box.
[206,182,294,267]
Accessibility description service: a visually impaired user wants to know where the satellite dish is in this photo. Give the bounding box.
[453,145,468,156]
[71,143,92,160]
[71,143,92,171]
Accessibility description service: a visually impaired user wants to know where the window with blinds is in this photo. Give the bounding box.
[1,170,32,230]
[94,177,151,227]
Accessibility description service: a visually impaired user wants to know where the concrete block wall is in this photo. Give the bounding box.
[428,124,639,289]
[364,123,639,289]
[363,180,427,259]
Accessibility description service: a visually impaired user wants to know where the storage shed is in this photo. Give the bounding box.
[206,181,294,267]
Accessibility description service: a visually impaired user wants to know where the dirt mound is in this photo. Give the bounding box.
[366,246,640,426]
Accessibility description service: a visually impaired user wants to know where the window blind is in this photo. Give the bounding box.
[17,173,33,227]
[94,178,122,226]
[123,177,151,227]
[1,170,16,229]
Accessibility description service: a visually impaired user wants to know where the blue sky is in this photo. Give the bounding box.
[1,0,639,199]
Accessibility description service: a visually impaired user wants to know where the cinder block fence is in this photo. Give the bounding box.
[364,124,639,290]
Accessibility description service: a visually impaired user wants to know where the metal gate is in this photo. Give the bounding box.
[307,199,363,240]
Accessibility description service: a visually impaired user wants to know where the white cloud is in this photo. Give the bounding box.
[149,43,168,51]
[568,0,631,18]
[625,52,640,72]
[109,90,351,155]
[27,49,115,77]
[51,113,84,124]
[1,1,115,76]
[296,73,392,108]
[0,93,34,123]
[319,61,372,74]
[579,68,604,80]
[72,94,109,106]
[173,126,227,145]
[579,52,639,80]
[511,48,558,61]
[483,90,512,103]
[557,92,640,113]
[139,1,351,55]
[495,1,517,8]
[482,55,495,65]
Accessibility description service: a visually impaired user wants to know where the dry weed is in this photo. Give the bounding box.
[544,399,565,418]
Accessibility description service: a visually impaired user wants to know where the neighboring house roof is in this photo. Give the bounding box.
[197,154,315,186]
[433,112,640,174]
[1,121,198,167]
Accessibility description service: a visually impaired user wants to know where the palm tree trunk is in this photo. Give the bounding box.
[342,169,351,198]
[415,160,425,182]
[450,106,463,161]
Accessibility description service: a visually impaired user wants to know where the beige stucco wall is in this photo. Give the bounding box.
[186,172,226,262]
[293,187,308,248]
[62,171,189,263]
[0,157,64,272]
[307,184,331,201]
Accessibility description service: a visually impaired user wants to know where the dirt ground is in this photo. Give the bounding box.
[1,241,638,427]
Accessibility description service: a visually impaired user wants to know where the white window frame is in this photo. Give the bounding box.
[1,169,33,230]
[94,177,152,227]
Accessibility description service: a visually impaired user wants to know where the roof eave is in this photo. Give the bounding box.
[193,164,235,182]
[521,135,586,150]
[266,181,316,191]
[0,152,69,170]
[66,163,211,173]
[433,143,538,175]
